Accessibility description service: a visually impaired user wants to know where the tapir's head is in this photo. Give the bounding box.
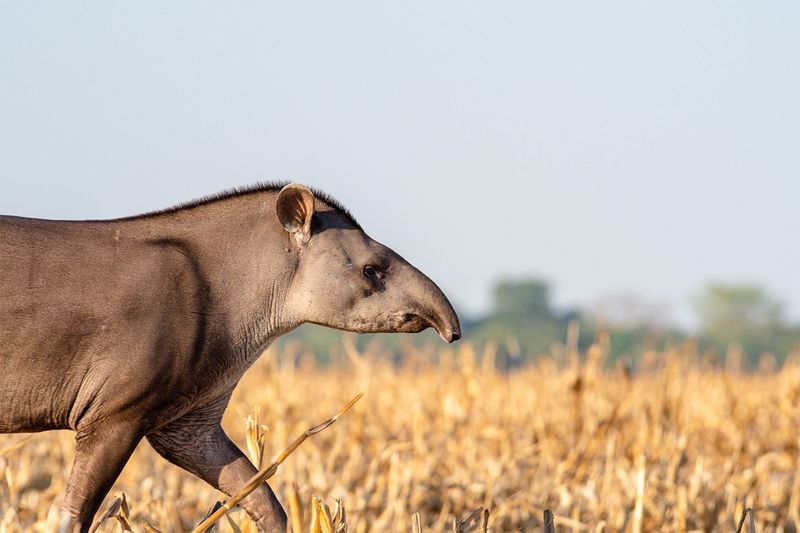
[276,183,461,343]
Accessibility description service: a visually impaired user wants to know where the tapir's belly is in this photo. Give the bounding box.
[0,370,75,433]
[0,316,92,433]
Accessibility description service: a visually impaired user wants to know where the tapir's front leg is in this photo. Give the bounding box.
[146,410,287,532]
[58,418,146,533]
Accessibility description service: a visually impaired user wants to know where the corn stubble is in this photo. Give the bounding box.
[2,336,800,532]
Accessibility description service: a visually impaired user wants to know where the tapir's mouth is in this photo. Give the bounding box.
[400,313,461,343]
[400,313,429,330]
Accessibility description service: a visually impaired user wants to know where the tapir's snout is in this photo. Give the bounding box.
[397,260,462,344]
[427,303,461,344]
[432,311,462,344]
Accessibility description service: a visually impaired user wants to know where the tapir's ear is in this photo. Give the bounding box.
[276,183,315,244]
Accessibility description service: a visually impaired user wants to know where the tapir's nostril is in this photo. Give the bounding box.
[450,331,462,342]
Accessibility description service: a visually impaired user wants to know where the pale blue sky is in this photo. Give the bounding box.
[1,3,798,327]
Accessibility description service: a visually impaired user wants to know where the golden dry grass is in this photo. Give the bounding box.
[1,336,800,532]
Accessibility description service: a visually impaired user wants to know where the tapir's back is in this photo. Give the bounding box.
[0,215,125,333]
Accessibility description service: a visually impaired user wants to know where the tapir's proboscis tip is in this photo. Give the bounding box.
[433,296,462,344]
[433,318,462,344]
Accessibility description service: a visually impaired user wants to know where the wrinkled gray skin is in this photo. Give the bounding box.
[0,183,460,533]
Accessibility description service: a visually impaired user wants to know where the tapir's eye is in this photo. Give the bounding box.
[363,265,378,279]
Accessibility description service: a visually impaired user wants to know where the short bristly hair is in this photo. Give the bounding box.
[109,181,360,229]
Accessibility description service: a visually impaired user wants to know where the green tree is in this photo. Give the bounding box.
[492,279,552,318]
[468,278,572,364]
[693,283,786,359]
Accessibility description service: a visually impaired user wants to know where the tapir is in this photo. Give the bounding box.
[0,182,461,532]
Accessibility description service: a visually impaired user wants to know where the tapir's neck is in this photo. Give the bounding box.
[120,190,300,363]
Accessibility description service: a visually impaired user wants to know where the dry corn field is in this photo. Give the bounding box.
[2,336,800,532]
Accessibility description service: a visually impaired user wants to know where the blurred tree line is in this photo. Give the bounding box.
[280,278,800,368]
[692,283,800,361]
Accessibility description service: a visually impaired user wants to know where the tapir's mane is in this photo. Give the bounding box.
[111,181,360,229]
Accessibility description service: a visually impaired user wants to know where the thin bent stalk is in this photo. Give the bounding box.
[190,393,363,533]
